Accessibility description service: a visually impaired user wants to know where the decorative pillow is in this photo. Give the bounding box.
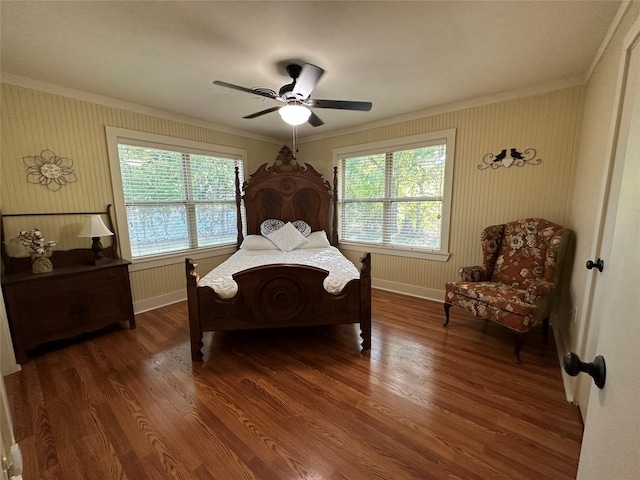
[292,220,312,237]
[295,230,331,249]
[240,235,279,251]
[260,219,284,236]
[266,221,308,252]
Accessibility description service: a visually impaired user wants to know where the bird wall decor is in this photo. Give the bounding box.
[478,148,542,170]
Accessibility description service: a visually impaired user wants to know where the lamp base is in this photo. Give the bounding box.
[85,236,109,265]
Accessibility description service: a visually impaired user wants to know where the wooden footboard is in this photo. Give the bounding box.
[185,253,371,361]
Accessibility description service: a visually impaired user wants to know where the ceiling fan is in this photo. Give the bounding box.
[213,63,372,127]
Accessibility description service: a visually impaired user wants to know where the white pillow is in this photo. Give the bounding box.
[260,219,284,236]
[240,235,279,250]
[295,230,331,249]
[292,220,311,237]
[266,221,308,252]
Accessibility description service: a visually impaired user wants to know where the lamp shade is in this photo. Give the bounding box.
[78,215,113,238]
[278,104,311,126]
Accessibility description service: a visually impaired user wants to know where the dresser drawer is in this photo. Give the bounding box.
[2,259,135,362]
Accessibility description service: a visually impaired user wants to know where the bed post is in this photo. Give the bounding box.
[235,166,243,249]
[185,258,204,361]
[359,252,372,351]
[332,166,339,246]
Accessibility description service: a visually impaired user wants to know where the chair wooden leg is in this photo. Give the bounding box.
[443,303,452,326]
[514,332,524,364]
[542,317,549,342]
[482,319,490,333]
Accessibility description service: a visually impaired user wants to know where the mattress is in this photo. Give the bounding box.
[198,246,360,299]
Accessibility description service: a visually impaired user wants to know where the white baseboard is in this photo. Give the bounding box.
[133,280,445,315]
[372,279,444,303]
[552,321,578,403]
[133,290,186,314]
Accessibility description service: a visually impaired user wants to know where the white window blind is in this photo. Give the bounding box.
[336,130,454,257]
[116,142,243,259]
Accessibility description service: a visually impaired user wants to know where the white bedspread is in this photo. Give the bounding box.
[199,246,360,299]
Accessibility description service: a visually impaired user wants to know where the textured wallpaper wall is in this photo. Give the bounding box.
[0,83,277,309]
[304,86,584,299]
[1,83,584,307]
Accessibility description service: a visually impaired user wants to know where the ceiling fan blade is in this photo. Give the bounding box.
[291,64,324,100]
[213,80,279,100]
[243,106,282,119]
[308,111,324,127]
[307,99,372,111]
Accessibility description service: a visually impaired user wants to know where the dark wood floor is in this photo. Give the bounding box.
[5,289,583,480]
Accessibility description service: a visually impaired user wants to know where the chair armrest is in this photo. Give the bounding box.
[525,280,555,302]
[458,266,490,282]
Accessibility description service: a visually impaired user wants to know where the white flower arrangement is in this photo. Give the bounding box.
[18,228,56,258]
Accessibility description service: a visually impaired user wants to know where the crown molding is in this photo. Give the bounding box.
[1,71,586,147]
[299,75,586,144]
[585,1,632,82]
[0,72,282,145]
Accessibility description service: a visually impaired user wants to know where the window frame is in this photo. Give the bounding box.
[106,127,246,271]
[333,129,455,261]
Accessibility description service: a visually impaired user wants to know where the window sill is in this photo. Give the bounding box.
[127,244,237,272]
[339,242,450,261]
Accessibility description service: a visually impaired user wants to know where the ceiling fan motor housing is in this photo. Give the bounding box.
[279,64,303,98]
[286,64,302,79]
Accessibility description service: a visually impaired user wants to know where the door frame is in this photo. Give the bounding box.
[576,13,640,477]
[570,3,640,413]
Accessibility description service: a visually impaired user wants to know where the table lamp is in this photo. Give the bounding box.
[78,215,114,264]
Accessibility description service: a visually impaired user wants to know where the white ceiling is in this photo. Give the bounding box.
[0,1,621,141]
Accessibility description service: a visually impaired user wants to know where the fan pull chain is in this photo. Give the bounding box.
[292,125,298,156]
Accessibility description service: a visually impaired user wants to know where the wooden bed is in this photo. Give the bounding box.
[185,146,371,361]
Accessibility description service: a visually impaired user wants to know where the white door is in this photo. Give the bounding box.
[576,24,640,480]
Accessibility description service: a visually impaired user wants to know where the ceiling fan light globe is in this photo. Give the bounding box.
[279,105,311,126]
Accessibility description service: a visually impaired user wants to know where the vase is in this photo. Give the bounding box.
[31,256,53,274]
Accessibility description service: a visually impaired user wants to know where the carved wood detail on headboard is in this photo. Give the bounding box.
[238,146,338,246]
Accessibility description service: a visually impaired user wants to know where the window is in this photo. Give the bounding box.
[335,130,455,260]
[106,127,245,265]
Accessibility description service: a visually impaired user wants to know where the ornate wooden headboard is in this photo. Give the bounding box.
[236,146,338,246]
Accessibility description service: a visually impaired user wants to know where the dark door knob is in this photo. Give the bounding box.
[586,258,604,272]
[563,352,606,389]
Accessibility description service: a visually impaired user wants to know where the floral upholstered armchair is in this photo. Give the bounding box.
[444,218,572,363]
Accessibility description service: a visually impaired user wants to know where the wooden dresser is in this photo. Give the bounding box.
[2,259,135,363]
[1,206,135,363]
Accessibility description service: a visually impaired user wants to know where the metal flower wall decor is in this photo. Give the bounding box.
[478,148,542,170]
[24,149,78,191]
